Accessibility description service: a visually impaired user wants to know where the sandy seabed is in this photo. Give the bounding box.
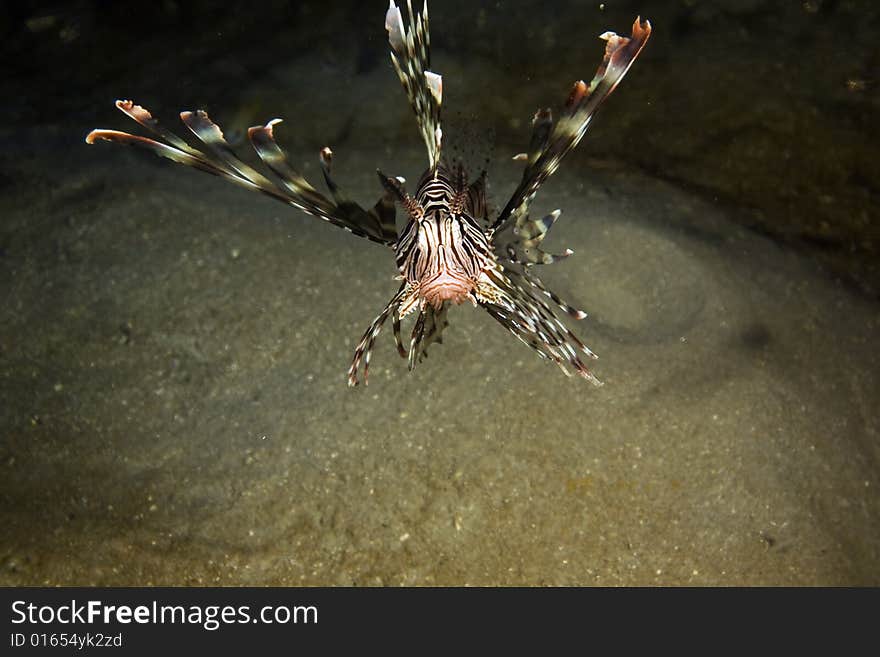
[1,121,877,587]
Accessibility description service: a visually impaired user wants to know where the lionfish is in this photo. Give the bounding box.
[87,1,651,386]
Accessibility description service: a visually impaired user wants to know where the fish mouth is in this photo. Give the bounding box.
[421,270,473,309]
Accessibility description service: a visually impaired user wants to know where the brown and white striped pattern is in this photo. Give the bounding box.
[87,2,651,387]
[491,17,652,234]
[385,0,443,170]
[87,102,398,246]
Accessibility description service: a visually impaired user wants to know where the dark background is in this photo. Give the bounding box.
[4,0,879,295]
[1,1,879,588]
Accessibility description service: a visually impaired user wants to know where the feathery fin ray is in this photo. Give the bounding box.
[385,1,443,170]
[87,101,398,246]
[491,17,651,234]
[87,8,652,387]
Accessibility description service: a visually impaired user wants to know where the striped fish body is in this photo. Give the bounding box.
[86,1,651,387]
[394,166,492,315]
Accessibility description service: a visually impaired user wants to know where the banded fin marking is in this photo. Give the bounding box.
[491,17,651,233]
[317,145,398,242]
[495,209,573,266]
[479,266,600,384]
[348,283,408,386]
[87,100,398,246]
[385,0,443,170]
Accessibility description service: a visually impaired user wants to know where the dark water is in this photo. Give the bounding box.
[1,0,878,585]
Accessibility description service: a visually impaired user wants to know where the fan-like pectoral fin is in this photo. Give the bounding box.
[491,17,651,233]
[380,288,450,373]
[87,102,274,197]
[494,208,575,266]
[86,128,235,180]
[476,266,601,385]
[408,302,450,367]
[385,0,443,170]
[407,309,427,371]
[87,100,398,246]
[247,120,397,243]
[392,308,408,358]
[318,147,398,243]
[348,283,409,386]
[371,190,398,240]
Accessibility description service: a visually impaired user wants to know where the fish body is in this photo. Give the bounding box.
[395,166,492,312]
[87,1,651,386]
